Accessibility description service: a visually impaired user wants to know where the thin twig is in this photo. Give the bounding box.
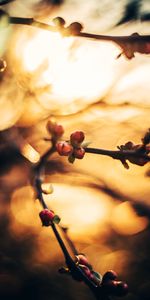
[85,147,150,162]
[33,143,108,298]
[9,16,150,44]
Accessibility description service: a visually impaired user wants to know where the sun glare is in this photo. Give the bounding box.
[11,27,120,115]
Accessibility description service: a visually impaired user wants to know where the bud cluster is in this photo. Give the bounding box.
[76,255,128,296]
[75,254,102,284]
[59,253,128,297]
[52,17,83,36]
[56,130,86,162]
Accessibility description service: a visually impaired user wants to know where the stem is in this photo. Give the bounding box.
[51,223,74,266]
[9,16,150,44]
[34,145,56,208]
[85,147,150,162]
[79,32,150,43]
[34,148,75,266]
[35,177,48,209]
[34,145,82,266]
[61,226,78,255]
[33,144,111,298]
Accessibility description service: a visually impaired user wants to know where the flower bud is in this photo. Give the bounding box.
[52,17,65,28]
[47,121,64,138]
[39,209,55,226]
[56,141,73,156]
[102,270,117,282]
[73,147,85,159]
[68,22,83,35]
[53,124,64,138]
[76,254,89,266]
[70,131,85,145]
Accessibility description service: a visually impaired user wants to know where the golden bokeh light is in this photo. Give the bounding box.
[21,143,40,163]
[8,26,120,125]
[10,183,113,240]
[10,186,41,233]
[110,201,149,235]
[42,183,113,238]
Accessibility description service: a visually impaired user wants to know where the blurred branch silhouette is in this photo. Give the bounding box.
[1,11,149,59]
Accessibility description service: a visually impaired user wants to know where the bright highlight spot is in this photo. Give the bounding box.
[42,183,113,237]
[21,143,40,163]
[110,201,149,235]
[10,27,120,121]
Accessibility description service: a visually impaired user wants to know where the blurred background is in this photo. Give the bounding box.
[0,0,150,299]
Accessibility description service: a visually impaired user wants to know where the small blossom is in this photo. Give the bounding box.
[53,124,64,138]
[76,254,89,266]
[39,209,55,226]
[47,120,64,139]
[73,147,85,159]
[102,270,118,282]
[70,131,85,145]
[56,141,73,156]
[52,17,65,28]
[68,22,83,35]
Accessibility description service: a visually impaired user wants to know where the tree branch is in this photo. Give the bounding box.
[8,14,150,59]
[85,147,150,162]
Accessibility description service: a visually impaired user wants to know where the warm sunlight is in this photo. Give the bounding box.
[10,184,113,239]
[10,27,120,118]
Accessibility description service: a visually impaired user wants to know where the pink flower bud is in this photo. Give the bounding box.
[102,270,117,282]
[39,209,55,226]
[47,121,64,138]
[53,124,64,138]
[56,141,73,156]
[68,22,83,35]
[76,254,89,266]
[73,147,85,159]
[70,131,85,145]
[52,17,65,28]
